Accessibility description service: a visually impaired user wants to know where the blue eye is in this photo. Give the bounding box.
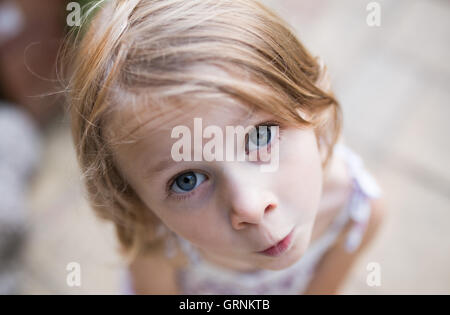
[246,125,272,152]
[171,171,206,193]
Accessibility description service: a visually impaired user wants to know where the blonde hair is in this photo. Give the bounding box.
[63,0,342,259]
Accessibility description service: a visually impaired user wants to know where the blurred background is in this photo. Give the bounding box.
[0,0,448,294]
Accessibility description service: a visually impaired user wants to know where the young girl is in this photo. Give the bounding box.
[65,0,386,294]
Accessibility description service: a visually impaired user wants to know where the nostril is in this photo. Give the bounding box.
[264,203,276,213]
[234,220,248,230]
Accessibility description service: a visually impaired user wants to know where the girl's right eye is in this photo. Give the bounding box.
[170,171,207,194]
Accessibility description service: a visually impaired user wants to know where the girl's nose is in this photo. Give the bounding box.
[228,182,278,230]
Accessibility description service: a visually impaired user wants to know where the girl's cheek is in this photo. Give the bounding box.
[295,224,315,256]
[164,211,217,243]
[278,133,323,221]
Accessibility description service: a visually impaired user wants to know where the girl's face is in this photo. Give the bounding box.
[109,98,324,271]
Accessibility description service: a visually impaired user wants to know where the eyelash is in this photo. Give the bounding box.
[165,121,284,201]
[168,188,201,201]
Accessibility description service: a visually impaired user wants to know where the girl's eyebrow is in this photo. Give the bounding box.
[144,158,178,179]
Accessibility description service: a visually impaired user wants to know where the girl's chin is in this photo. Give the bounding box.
[258,251,304,271]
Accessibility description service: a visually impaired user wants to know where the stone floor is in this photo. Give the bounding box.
[19,0,450,294]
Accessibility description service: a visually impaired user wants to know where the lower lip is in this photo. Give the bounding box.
[257,228,295,257]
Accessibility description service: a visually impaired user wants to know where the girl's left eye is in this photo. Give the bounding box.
[246,124,274,152]
[170,171,206,194]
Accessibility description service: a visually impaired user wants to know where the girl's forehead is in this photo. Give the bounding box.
[106,95,262,144]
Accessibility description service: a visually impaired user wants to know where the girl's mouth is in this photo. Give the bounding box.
[257,227,295,257]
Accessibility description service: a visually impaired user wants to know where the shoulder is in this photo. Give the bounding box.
[336,193,387,255]
[329,143,387,250]
[323,146,387,252]
[363,196,387,247]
